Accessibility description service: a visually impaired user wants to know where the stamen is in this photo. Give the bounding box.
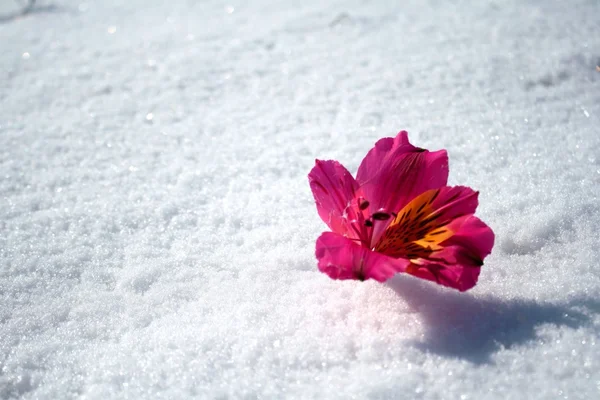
[358,197,370,210]
[372,212,391,220]
[365,219,373,227]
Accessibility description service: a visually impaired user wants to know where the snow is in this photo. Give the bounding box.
[1,0,599,398]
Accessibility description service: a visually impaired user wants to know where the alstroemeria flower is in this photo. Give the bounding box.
[308,131,494,291]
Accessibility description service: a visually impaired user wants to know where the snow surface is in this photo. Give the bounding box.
[1,0,599,398]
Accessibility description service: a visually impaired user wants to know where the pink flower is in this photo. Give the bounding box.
[308,131,494,291]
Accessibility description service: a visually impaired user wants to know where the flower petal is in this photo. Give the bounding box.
[376,186,479,258]
[356,131,412,184]
[315,232,410,282]
[405,254,480,292]
[439,214,495,264]
[356,131,449,221]
[374,186,493,291]
[405,216,494,291]
[308,159,360,236]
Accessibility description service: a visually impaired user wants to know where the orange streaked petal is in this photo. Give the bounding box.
[374,187,478,259]
[375,188,446,258]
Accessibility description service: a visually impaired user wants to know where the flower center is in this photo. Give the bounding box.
[374,188,454,260]
[359,207,397,249]
[345,189,456,256]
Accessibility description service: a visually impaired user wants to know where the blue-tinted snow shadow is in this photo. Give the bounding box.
[0,3,61,24]
[387,275,598,364]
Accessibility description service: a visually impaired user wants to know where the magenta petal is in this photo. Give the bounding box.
[315,232,410,282]
[408,255,481,292]
[426,186,480,226]
[308,160,360,236]
[441,215,495,263]
[356,131,449,217]
[356,131,412,184]
[409,216,495,291]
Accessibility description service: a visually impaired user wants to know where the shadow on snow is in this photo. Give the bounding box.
[387,275,599,364]
[0,3,61,24]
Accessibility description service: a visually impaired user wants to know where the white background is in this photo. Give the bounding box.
[1,0,599,398]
